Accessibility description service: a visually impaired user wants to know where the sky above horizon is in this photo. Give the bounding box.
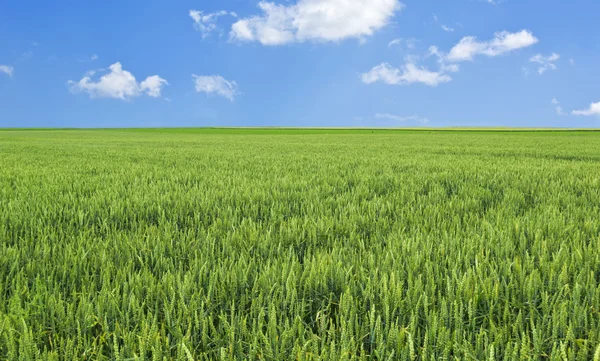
[1,0,599,128]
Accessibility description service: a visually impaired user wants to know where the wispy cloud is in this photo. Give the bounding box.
[388,38,402,48]
[388,38,417,49]
[190,10,237,38]
[0,65,14,77]
[484,0,506,5]
[530,53,560,74]
[362,62,451,87]
[446,30,538,62]
[431,14,455,33]
[19,50,33,61]
[552,98,566,116]
[193,74,238,101]
[375,113,429,124]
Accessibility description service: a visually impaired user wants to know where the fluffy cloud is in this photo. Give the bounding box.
[230,0,403,45]
[572,102,600,116]
[190,10,236,38]
[193,75,238,101]
[68,62,168,100]
[140,75,169,98]
[364,30,538,88]
[361,63,451,87]
[446,30,538,62]
[530,53,560,74]
[0,65,14,77]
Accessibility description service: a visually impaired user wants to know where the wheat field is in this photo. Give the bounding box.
[1,129,599,360]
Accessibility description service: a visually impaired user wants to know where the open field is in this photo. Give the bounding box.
[1,129,600,360]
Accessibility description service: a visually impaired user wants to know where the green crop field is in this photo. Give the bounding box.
[1,129,599,360]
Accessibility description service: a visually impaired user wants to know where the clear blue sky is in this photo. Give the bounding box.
[1,0,599,128]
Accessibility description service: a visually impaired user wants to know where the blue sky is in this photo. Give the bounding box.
[1,0,599,128]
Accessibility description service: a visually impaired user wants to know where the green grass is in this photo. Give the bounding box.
[1,129,599,360]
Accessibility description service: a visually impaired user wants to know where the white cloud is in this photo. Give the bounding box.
[361,62,451,87]
[388,38,416,49]
[440,63,460,73]
[428,45,442,58]
[375,113,429,124]
[570,58,575,65]
[140,75,169,98]
[190,10,236,38]
[552,98,566,115]
[91,54,99,61]
[68,62,168,100]
[530,53,559,74]
[388,38,402,48]
[572,102,600,116]
[230,0,403,45]
[193,74,238,101]
[446,30,538,62]
[364,30,538,89]
[0,65,14,77]
[429,46,460,72]
[431,14,455,33]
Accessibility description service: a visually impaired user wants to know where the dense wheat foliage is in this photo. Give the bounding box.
[1,129,599,360]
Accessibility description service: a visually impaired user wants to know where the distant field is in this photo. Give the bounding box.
[1,129,599,360]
